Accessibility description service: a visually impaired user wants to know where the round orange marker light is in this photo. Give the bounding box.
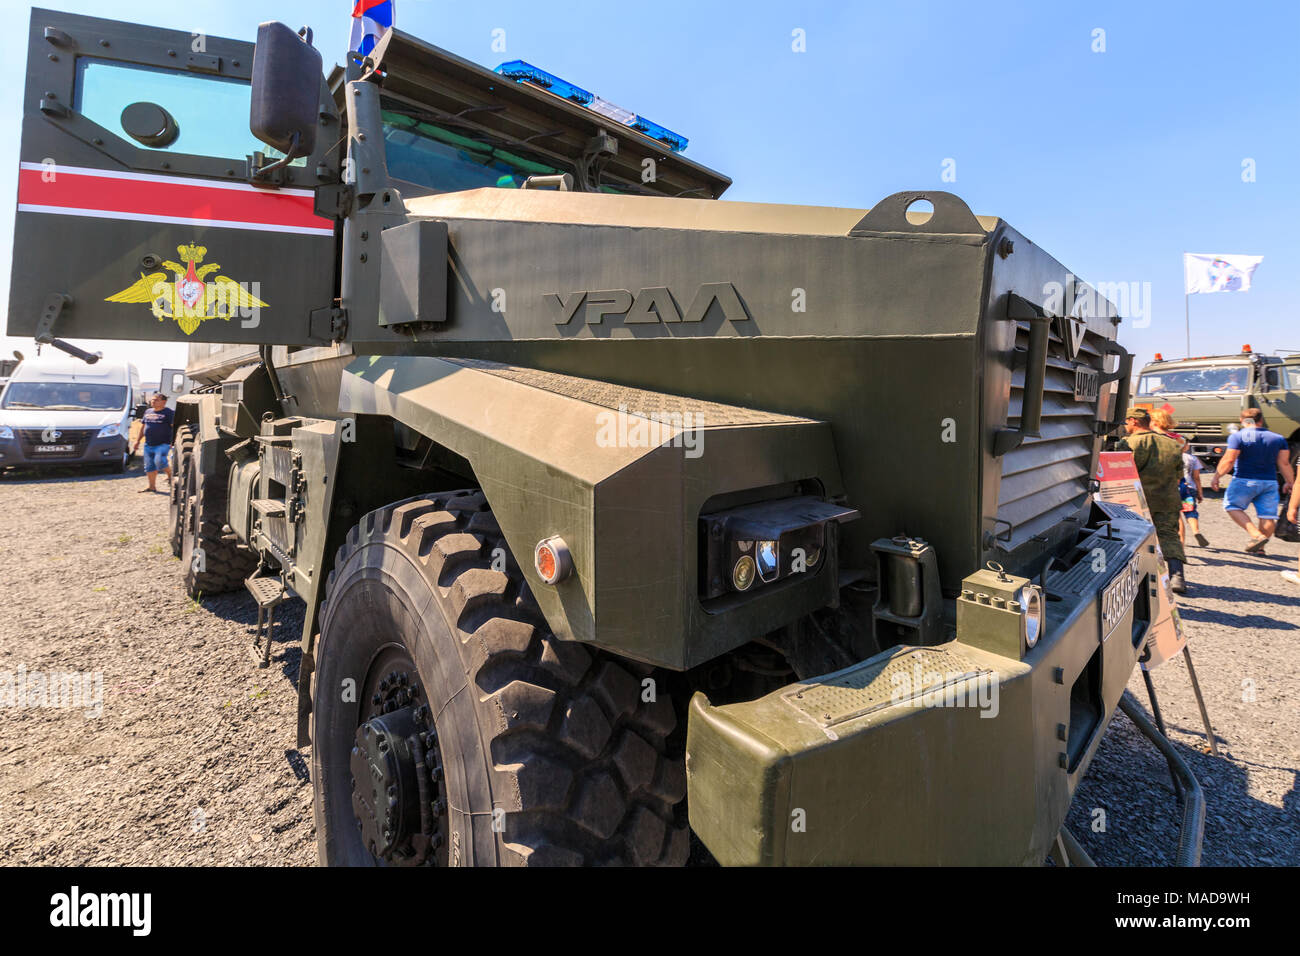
[534,536,572,585]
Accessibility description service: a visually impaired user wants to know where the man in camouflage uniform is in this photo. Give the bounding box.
[1120,407,1188,593]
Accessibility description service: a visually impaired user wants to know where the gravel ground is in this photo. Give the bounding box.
[1067,480,1300,865]
[0,461,312,865]
[0,463,1295,866]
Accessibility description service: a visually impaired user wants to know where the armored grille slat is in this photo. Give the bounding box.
[994,320,1105,550]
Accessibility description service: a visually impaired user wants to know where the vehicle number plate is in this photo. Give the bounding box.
[1074,366,1100,402]
[1100,554,1143,641]
[34,444,74,453]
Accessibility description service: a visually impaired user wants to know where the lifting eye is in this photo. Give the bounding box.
[120,101,179,148]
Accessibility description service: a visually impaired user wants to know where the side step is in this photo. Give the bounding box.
[245,573,287,669]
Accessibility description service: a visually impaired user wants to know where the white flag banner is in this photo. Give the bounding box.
[1183,253,1263,294]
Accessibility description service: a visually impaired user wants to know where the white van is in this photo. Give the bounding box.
[0,358,140,472]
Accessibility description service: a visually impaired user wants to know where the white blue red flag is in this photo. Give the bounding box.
[350,0,393,57]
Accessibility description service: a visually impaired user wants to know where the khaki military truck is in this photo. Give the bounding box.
[1134,347,1300,468]
[8,8,1195,866]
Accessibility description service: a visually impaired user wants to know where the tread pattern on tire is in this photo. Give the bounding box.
[182,450,257,597]
[321,490,689,867]
[169,425,195,558]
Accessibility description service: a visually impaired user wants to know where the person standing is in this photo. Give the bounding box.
[1151,408,1187,449]
[1180,450,1208,547]
[131,392,174,494]
[1284,479,1300,587]
[1209,408,1295,554]
[1120,408,1188,593]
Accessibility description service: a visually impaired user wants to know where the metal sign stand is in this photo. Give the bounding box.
[1181,646,1220,756]
[1140,665,1183,798]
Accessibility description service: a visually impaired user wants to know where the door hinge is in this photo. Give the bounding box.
[287,450,306,526]
[187,53,222,74]
[308,306,348,343]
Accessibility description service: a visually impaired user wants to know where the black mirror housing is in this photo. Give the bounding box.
[250,22,322,158]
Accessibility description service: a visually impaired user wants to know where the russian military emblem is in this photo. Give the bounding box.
[105,243,267,335]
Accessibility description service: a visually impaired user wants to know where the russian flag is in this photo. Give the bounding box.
[350,0,393,57]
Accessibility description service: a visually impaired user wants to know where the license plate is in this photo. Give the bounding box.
[34,444,74,453]
[1074,366,1100,402]
[1100,554,1143,641]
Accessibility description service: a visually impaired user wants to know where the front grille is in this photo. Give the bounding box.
[17,427,97,459]
[995,323,1104,550]
[1176,422,1224,438]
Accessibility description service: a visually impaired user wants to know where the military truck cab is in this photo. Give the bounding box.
[1135,347,1300,465]
[5,8,1191,867]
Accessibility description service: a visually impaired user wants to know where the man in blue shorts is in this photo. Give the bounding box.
[1210,407,1295,554]
[131,392,174,494]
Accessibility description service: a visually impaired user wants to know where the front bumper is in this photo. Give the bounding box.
[0,434,127,468]
[686,514,1167,865]
[1187,441,1228,461]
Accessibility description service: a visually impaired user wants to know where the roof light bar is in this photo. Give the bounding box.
[494,59,689,152]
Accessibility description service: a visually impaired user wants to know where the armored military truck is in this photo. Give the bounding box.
[9,8,1187,866]
[1135,347,1300,467]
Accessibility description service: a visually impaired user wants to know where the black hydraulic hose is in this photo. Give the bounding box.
[1117,692,1205,866]
[411,734,434,839]
[46,337,100,365]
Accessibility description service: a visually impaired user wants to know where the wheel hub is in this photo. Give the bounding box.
[349,669,444,865]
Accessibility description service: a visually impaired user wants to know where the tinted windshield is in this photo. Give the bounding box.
[1137,365,1250,395]
[382,108,567,192]
[2,382,128,410]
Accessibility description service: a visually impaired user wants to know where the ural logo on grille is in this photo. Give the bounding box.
[1074,366,1100,403]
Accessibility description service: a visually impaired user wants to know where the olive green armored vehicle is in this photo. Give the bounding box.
[1135,348,1300,467]
[9,9,1193,866]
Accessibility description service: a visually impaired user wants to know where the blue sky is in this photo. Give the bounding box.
[2,0,1297,376]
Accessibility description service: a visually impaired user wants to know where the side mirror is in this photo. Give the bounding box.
[250,22,322,163]
[132,404,148,420]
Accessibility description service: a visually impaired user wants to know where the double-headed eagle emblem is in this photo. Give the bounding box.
[105,243,268,335]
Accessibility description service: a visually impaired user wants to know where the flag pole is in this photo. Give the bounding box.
[1184,291,1190,357]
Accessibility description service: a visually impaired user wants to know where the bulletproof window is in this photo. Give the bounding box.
[73,58,301,165]
[381,109,568,193]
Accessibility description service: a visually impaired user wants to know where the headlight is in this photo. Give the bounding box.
[97,423,123,438]
[1226,423,1239,434]
[700,495,860,600]
[1016,584,1044,648]
[0,425,12,440]
[732,554,757,591]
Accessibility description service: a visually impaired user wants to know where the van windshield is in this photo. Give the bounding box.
[1,382,128,411]
[1137,365,1250,395]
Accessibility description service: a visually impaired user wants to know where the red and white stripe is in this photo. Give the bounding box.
[17,162,334,237]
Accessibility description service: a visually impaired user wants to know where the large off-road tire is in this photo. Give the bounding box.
[179,450,256,598]
[312,490,689,867]
[169,425,195,557]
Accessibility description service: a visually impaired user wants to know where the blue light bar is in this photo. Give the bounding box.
[494,60,593,105]
[494,59,689,152]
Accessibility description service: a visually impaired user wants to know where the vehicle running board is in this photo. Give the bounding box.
[246,573,287,669]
